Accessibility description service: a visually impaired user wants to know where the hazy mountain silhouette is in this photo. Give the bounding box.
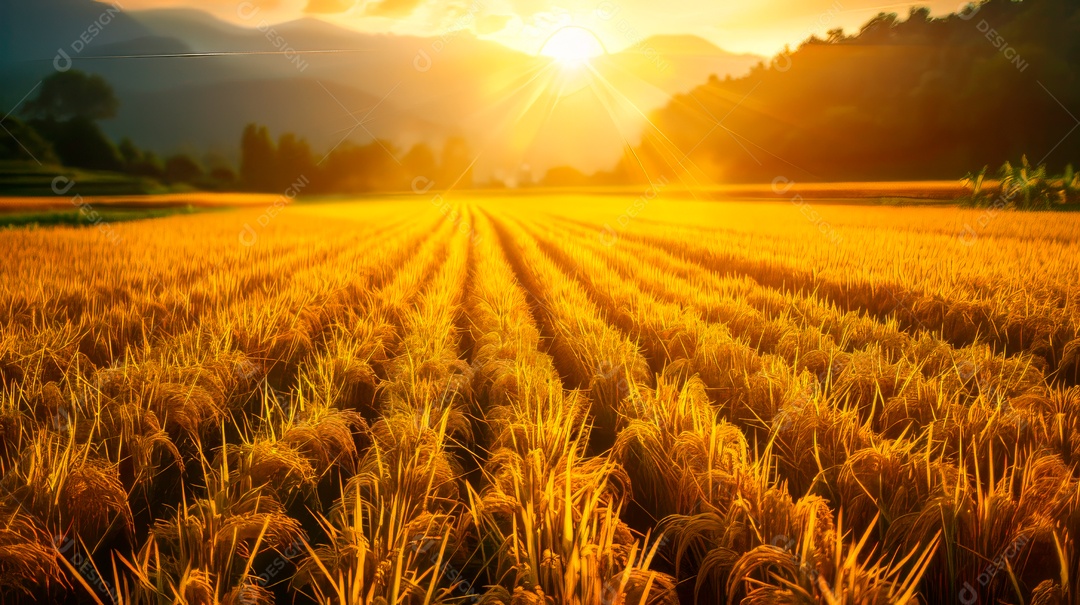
[0,0,761,178]
[0,0,152,61]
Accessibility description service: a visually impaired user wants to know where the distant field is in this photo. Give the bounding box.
[0,192,279,211]
[0,190,279,228]
[0,179,975,213]
[671,179,972,200]
[2,196,1078,604]
[0,162,170,198]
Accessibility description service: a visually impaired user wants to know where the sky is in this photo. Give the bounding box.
[116,0,966,56]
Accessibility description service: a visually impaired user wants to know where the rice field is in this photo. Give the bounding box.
[2,194,1080,604]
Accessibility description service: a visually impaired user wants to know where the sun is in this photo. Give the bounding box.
[539,26,606,69]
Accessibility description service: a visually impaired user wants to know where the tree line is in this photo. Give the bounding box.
[237,124,475,194]
[0,69,483,193]
[0,69,625,192]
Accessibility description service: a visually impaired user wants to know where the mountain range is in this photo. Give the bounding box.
[0,0,762,179]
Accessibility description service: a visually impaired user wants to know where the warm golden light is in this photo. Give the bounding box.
[539,26,606,69]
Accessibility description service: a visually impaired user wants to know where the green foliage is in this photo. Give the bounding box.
[17,70,125,173]
[117,137,140,166]
[127,150,164,180]
[35,117,123,172]
[238,122,477,193]
[0,205,203,229]
[0,161,169,196]
[1063,164,1080,204]
[208,166,236,187]
[998,156,1053,210]
[0,117,57,164]
[959,166,989,207]
[274,133,315,190]
[21,70,119,123]
[163,154,203,185]
[639,0,1080,181]
[962,156,1080,210]
[240,123,277,192]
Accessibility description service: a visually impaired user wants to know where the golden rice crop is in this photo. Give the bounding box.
[1,195,1079,604]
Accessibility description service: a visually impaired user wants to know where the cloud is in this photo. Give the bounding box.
[475,13,511,34]
[305,0,354,13]
[505,0,551,19]
[362,0,425,17]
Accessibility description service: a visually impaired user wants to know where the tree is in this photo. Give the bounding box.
[201,152,237,189]
[209,166,237,187]
[22,70,119,123]
[0,117,56,163]
[319,139,405,193]
[542,166,588,187]
[402,142,437,182]
[118,138,142,167]
[47,117,122,171]
[164,154,203,185]
[275,133,316,190]
[129,151,164,180]
[240,124,276,191]
[18,70,123,171]
[439,136,473,188]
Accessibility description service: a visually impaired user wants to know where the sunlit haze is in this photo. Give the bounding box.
[540,26,606,69]
[103,0,966,56]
